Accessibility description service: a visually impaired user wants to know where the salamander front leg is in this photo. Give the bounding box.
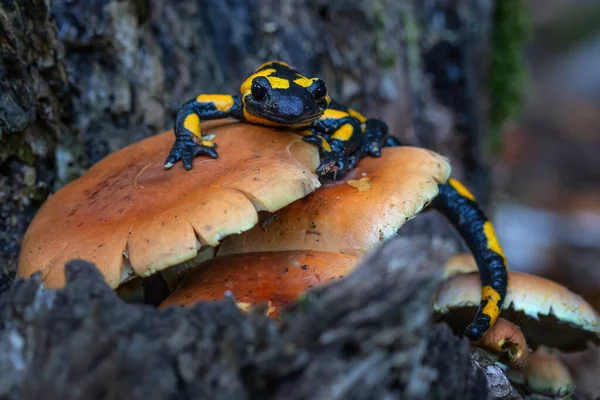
[164,95,241,170]
[302,134,350,179]
[303,118,362,179]
[164,136,218,171]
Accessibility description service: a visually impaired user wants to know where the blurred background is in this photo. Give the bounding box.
[493,0,600,394]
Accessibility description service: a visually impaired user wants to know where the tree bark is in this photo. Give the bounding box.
[0,238,493,399]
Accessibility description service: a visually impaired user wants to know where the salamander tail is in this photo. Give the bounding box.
[433,178,508,340]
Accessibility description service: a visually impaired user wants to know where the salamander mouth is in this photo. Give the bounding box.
[259,112,322,125]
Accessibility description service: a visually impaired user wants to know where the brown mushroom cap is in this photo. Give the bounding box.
[160,250,359,315]
[18,120,320,289]
[435,270,600,351]
[218,147,451,257]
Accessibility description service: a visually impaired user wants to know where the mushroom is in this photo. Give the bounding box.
[434,268,600,351]
[17,120,321,289]
[160,250,359,317]
[160,147,449,316]
[218,146,451,257]
[524,346,575,397]
[474,317,529,369]
[443,253,479,279]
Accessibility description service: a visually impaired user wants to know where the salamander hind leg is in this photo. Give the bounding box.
[360,118,390,157]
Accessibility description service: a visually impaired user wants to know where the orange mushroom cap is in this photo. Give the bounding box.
[476,317,529,370]
[160,250,359,316]
[218,147,451,257]
[18,121,320,289]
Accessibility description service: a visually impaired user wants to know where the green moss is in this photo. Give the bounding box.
[488,0,529,152]
[373,1,397,68]
[0,134,36,165]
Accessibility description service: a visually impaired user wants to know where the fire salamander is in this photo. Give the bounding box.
[164,60,508,340]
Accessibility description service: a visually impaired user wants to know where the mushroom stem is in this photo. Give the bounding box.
[475,317,529,370]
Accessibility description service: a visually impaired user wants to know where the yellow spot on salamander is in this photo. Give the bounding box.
[484,221,507,262]
[196,94,235,112]
[240,68,276,93]
[293,77,317,88]
[481,285,501,326]
[347,177,371,192]
[348,108,367,123]
[320,108,350,120]
[183,113,201,138]
[267,76,290,89]
[332,123,354,141]
[320,138,332,152]
[448,178,476,201]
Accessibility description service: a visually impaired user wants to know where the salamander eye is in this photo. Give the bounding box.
[251,77,268,100]
[311,79,327,101]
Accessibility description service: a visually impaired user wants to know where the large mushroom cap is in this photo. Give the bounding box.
[160,250,359,315]
[218,147,451,257]
[435,269,600,351]
[18,120,320,289]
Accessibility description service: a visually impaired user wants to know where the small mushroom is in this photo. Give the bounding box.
[435,270,600,351]
[524,346,575,397]
[475,317,529,369]
[160,250,359,317]
[218,146,451,257]
[18,121,321,289]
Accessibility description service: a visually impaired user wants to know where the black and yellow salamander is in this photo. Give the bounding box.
[164,60,508,341]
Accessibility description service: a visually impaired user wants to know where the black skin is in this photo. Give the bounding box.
[164,61,508,341]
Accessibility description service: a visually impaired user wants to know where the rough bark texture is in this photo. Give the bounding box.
[0,0,72,275]
[0,238,491,400]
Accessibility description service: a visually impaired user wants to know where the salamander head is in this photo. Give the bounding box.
[241,61,329,127]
